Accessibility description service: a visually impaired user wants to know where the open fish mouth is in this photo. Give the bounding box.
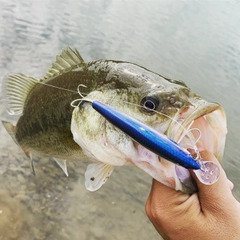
[165,101,227,192]
[167,101,227,158]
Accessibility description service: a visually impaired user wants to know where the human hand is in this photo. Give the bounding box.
[145,150,240,240]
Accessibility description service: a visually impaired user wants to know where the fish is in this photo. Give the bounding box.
[1,47,227,193]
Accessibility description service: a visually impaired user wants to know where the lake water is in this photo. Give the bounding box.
[0,0,239,239]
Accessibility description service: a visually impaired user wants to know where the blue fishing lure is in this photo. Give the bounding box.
[91,101,201,170]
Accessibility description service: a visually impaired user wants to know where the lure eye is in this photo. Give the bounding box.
[169,97,176,104]
[140,96,160,113]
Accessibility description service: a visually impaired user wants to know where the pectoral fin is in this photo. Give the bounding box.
[53,158,68,176]
[85,163,114,191]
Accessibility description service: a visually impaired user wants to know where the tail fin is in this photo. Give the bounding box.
[1,73,38,115]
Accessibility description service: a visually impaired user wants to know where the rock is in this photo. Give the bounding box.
[90,226,104,238]
[15,194,30,203]
[17,174,26,183]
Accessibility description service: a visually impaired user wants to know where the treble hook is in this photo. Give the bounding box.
[71,84,93,107]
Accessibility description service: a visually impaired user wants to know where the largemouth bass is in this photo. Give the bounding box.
[1,47,227,193]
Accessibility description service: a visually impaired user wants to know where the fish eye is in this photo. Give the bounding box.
[140,96,160,113]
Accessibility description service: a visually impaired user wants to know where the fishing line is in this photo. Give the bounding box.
[31,78,79,94]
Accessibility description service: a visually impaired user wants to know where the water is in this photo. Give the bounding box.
[0,0,239,239]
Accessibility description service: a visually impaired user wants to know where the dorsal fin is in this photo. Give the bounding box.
[1,74,38,115]
[42,47,84,80]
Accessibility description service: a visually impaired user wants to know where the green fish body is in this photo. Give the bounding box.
[1,47,227,193]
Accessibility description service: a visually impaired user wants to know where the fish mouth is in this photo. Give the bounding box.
[165,101,227,192]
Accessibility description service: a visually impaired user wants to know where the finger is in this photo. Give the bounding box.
[146,178,198,222]
[190,150,235,213]
[145,179,201,236]
[227,179,234,190]
[147,179,190,207]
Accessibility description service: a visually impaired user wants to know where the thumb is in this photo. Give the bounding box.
[190,150,235,214]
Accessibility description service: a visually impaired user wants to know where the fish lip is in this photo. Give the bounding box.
[167,101,221,142]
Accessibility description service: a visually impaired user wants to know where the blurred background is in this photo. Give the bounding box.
[0,0,239,239]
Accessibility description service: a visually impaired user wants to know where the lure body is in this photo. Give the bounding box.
[92,100,200,170]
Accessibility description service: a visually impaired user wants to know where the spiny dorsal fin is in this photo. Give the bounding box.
[1,74,38,115]
[42,47,84,80]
